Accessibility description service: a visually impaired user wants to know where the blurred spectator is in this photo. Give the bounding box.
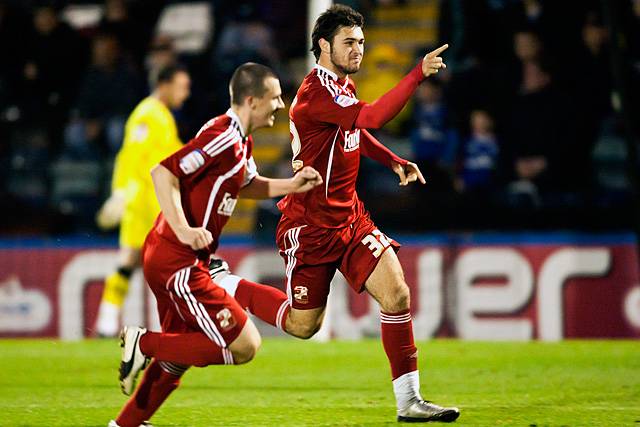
[63,32,141,160]
[410,78,458,181]
[504,60,578,205]
[211,4,280,110]
[145,34,178,89]
[513,29,543,65]
[457,110,499,194]
[18,3,87,150]
[97,0,147,67]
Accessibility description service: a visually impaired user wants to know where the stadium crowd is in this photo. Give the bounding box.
[0,0,638,235]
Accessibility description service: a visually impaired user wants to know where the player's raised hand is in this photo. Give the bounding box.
[392,161,426,186]
[175,226,213,250]
[422,44,448,78]
[292,166,323,193]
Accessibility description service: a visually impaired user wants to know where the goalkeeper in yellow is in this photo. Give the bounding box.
[95,65,191,337]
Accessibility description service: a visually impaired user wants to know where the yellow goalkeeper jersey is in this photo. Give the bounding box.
[112,96,183,246]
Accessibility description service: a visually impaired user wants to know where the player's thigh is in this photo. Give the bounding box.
[167,264,248,349]
[364,249,410,311]
[277,217,342,310]
[340,217,401,295]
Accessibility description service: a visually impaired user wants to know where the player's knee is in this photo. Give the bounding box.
[287,320,320,340]
[231,334,261,365]
[383,281,411,312]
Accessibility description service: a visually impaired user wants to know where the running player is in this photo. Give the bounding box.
[211,5,459,423]
[95,65,190,337]
[109,63,322,427]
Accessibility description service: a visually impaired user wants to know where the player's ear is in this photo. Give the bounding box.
[246,95,257,110]
[319,38,331,55]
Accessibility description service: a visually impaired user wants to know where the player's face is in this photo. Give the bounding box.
[251,76,285,129]
[330,26,364,75]
[168,71,191,109]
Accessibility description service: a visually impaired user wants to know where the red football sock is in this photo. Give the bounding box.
[380,309,419,380]
[115,360,183,427]
[234,279,290,331]
[140,331,234,367]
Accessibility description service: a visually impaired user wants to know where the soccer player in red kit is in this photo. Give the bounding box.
[211,5,460,423]
[108,63,322,427]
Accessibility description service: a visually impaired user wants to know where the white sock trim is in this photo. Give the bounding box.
[392,370,422,411]
[216,274,241,297]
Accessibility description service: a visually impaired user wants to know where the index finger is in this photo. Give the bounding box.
[426,44,449,58]
[410,162,426,184]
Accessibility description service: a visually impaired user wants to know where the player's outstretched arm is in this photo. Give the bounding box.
[360,130,425,186]
[150,164,212,250]
[360,129,408,170]
[354,44,448,130]
[239,166,323,199]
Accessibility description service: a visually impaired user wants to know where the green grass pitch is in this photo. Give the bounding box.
[1,339,638,426]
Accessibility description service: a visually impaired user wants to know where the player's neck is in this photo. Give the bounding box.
[152,90,170,108]
[317,58,347,80]
[230,105,251,136]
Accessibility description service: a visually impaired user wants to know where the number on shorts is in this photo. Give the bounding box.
[361,229,391,258]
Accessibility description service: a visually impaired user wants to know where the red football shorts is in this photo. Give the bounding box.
[142,231,247,348]
[276,211,400,310]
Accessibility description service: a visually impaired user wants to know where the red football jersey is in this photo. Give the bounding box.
[153,109,257,259]
[277,64,367,228]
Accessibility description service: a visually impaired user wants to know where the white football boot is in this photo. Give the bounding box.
[208,256,231,281]
[118,326,150,396]
[397,399,460,423]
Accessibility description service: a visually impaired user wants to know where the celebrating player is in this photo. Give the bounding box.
[95,65,190,337]
[211,5,459,423]
[108,63,323,427]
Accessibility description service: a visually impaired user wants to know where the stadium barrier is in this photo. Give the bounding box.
[1,233,639,340]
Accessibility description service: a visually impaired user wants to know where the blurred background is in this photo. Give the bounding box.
[1,0,640,341]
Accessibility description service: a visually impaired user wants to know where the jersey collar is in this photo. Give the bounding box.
[314,64,350,90]
[225,108,246,138]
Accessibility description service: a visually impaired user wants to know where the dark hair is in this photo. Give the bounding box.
[311,4,364,61]
[229,62,277,105]
[155,64,187,86]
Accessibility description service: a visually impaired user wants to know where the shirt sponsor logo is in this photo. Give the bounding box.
[179,149,205,175]
[344,129,360,152]
[217,192,238,216]
[333,94,359,108]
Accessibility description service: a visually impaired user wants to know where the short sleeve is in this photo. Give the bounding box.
[160,143,207,179]
[307,83,364,130]
[160,122,243,181]
[242,156,258,187]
